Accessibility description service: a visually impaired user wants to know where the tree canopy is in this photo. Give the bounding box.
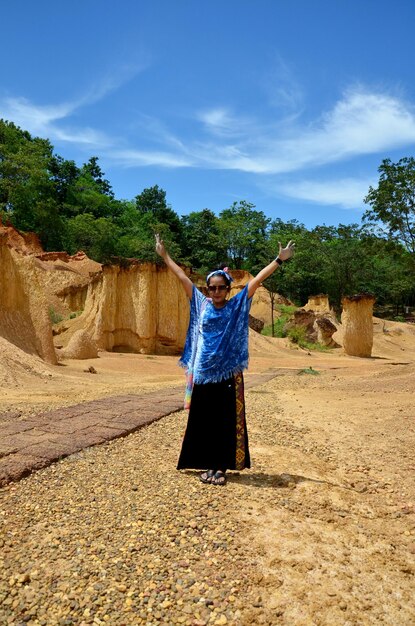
[364,157,415,255]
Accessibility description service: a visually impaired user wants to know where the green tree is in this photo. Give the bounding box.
[135,185,182,239]
[82,156,114,197]
[48,155,80,205]
[267,219,315,305]
[218,201,270,270]
[62,168,122,221]
[364,157,415,255]
[357,235,415,315]
[114,200,181,262]
[0,119,64,249]
[267,221,381,309]
[65,213,120,262]
[313,224,368,307]
[181,209,227,272]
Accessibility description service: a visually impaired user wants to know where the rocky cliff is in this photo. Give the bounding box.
[54,263,190,355]
[0,227,57,364]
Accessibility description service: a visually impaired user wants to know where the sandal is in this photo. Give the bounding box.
[211,470,227,486]
[200,469,215,484]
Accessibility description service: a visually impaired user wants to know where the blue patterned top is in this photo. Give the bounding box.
[180,284,252,384]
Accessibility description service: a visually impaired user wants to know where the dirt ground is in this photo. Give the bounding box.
[1,324,415,624]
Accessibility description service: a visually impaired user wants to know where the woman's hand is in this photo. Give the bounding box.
[155,233,167,259]
[278,240,295,262]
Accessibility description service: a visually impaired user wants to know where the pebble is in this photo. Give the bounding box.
[0,408,262,625]
[1,372,415,626]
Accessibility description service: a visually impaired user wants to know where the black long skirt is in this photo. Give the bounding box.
[177,372,251,471]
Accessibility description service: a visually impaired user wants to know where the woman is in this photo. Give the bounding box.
[155,234,295,486]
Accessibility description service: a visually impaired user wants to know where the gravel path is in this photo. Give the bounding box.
[0,398,267,626]
[1,367,415,626]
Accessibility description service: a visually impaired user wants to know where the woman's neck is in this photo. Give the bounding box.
[212,300,228,309]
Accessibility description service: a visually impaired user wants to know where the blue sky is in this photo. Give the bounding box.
[2,0,415,228]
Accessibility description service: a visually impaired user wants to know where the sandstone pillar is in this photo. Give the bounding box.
[303,294,330,313]
[341,294,376,357]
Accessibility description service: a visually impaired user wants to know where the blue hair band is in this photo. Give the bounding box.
[206,269,233,285]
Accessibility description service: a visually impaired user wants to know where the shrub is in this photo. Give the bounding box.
[287,326,307,344]
[262,304,298,338]
[49,307,63,324]
[287,326,329,351]
[262,318,287,337]
[298,367,320,375]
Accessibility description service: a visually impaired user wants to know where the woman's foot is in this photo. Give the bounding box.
[200,469,215,484]
[211,470,227,486]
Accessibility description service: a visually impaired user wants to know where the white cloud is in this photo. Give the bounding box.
[0,61,146,148]
[111,148,192,168]
[304,88,415,161]
[129,113,188,151]
[263,54,304,113]
[197,107,254,138]
[0,95,113,148]
[277,177,376,209]
[3,82,415,186]
[2,97,74,128]
[195,88,415,174]
[199,108,231,129]
[78,61,148,108]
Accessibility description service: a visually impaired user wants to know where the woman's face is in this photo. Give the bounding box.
[207,275,230,307]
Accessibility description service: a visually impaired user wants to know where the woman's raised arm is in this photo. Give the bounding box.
[155,234,193,299]
[247,240,295,299]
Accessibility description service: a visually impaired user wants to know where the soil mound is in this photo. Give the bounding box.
[248,328,288,353]
[59,329,99,360]
[372,317,415,359]
[0,337,54,387]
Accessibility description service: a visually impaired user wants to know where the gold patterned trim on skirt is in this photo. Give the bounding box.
[234,373,246,470]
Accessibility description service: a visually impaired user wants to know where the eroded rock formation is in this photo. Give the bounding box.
[54,265,285,356]
[287,310,317,341]
[0,222,43,255]
[34,251,101,319]
[303,294,331,313]
[286,307,339,347]
[248,314,264,334]
[54,263,191,355]
[341,294,376,357]
[315,316,339,347]
[0,228,57,364]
